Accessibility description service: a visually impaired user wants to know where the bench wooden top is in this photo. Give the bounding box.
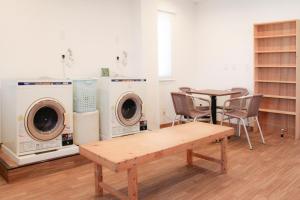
[80,122,234,172]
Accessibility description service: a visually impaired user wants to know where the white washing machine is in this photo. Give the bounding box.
[1,80,78,165]
[98,78,147,140]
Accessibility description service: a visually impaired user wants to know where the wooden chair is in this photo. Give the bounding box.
[171,92,211,126]
[220,94,265,150]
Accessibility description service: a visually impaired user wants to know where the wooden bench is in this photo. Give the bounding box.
[80,122,234,200]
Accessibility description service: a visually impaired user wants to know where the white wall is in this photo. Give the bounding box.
[158,0,199,124]
[0,0,145,142]
[160,0,300,124]
[140,0,160,130]
[196,0,300,93]
[0,0,142,79]
[4,0,300,131]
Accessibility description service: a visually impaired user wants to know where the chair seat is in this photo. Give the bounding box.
[223,109,247,119]
[195,105,210,111]
[189,109,211,118]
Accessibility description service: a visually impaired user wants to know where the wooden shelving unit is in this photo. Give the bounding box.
[254,20,300,139]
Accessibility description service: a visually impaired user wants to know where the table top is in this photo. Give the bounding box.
[80,122,234,172]
[189,89,241,96]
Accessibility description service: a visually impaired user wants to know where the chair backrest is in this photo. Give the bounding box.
[178,87,195,109]
[246,94,263,117]
[171,92,193,117]
[230,87,249,99]
[229,87,249,109]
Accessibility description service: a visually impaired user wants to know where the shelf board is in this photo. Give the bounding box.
[255,80,296,84]
[263,95,296,100]
[255,50,296,53]
[255,34,296,39]
[259,109,296,116]
[254,19,297,26]
[255,65,296,68]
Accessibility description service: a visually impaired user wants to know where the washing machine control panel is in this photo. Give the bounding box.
[140,120,147,131]
[62,133,73,146]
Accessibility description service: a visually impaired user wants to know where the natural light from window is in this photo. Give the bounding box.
[157,11,173,79]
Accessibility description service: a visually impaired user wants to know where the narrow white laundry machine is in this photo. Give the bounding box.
[98,78,147,140]
[1,80,78,165]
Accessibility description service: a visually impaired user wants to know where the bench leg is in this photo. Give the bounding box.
[128,166,138,200]
[220,137,228,174]
[94,163,103,196]
[187,149,193,166]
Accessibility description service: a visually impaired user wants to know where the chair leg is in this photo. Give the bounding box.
[238,119,241,137]
[193,117,197,122]
[241,119,253,150]
[255,117,265,144]
[221,113,225,126]
[172,115,177,126]
[179,115,183,124]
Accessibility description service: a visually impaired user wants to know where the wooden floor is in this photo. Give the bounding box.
[0,132,300,200]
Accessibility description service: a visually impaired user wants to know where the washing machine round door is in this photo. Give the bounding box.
[25,98,66,141]
[116,92,142,126]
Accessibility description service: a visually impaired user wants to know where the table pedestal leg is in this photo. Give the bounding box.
[94,163,103,196]
[128,166,138,200]
[211,96,217,124]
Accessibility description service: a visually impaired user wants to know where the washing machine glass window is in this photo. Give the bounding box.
[116,92,142,126]
[25,99,66,141]
[122,99,137,119]
[34,107,58,132]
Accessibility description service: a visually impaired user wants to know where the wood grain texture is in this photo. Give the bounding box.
[127,167,138,200]
[186,149,193,166]
[0,153,90,183]
[94,164,103,196]
[1,134,300,199]
[255,67,296,82]
[296,20,300,139]
[254,21,296,36]
[99,182,128,200]
[80,122,234,172]
[254,20,300,139]
[81,123,233,199]
[220,137,228,174]
[192,152,221,164]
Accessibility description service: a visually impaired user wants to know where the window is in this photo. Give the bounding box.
[157,11,173,79]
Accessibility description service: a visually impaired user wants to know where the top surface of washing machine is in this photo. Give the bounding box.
[1,79,74,156]
[98,77,147,139]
